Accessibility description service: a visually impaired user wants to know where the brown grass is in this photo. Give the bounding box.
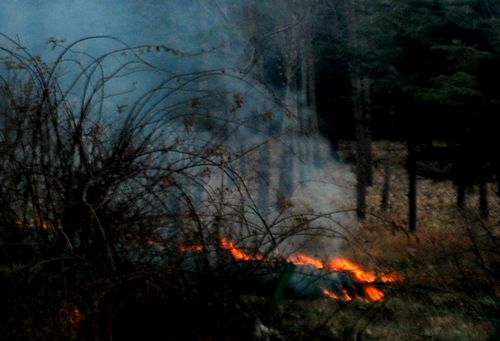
[298,140,500,340]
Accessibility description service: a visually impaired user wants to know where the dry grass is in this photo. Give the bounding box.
[298,140,500,340]
[337,141,499,284]
[268,289,495,340]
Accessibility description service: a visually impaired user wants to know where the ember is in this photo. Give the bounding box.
[61,306,82,328]
[180,244,204,252]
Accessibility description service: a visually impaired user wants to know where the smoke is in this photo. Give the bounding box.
[0,0,356,257]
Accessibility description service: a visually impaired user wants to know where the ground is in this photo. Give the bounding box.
[268,141,500,340]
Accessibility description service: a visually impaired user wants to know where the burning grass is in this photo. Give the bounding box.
[179,236,403,307]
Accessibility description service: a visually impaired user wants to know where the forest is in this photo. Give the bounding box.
[0,0,499,339]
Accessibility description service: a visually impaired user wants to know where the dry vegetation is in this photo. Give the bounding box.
[1,31,499,338]
[339,141,499,288]
[274,140,500,340]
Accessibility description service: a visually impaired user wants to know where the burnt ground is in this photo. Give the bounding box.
[251,141,500,340]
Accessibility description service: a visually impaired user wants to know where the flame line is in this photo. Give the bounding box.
[179,238,402,302]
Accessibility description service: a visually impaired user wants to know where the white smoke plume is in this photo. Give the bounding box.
[0,0,356,258]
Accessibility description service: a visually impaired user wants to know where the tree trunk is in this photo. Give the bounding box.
[258,142,271,218]
[381,145,391,211]
[347,0,371,219]
[361,76,373,186]
[496,164,500,200]
[353,74,366,219]
[356,164,367,219]
[456,142,468,209]
[457,180,466,209]
[479,170,489,218]
[408,139,417,233]
[303,14,323,167]
[277,2,299,209]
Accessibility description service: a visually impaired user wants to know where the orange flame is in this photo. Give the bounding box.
[289,253,400,302]
[220,238,263,261]
[328,258,377,283]
[380,272,403,283]
[177,238,402,303]
[179,244,204,252]
[322,288,339,300]
[287,252,324,270]
[364,285,384,301]
[340,288,353,302]
[321,288,354,302]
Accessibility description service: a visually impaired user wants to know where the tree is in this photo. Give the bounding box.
[345,0,374,219]
[356,0,500,229]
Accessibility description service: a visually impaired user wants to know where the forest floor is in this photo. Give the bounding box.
[270,141,500,340]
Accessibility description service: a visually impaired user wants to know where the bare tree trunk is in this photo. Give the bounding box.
[277,1,300,209]
[456,142,471,209]
[457,180,466,209]
[381,145,391,211]
[408,138,417,233]
[479,170,489,218]
[353,74,366,219]
[302,11,323,168]
[347,0,372,219]
[258,142,271,218]
[361,76,373,186]
[298,42,308,183]
[496,163,500,200]
[356,165,367,219]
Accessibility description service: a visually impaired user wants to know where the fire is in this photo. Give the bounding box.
[179,244,204,252]
[287,252,324,270]
[177,237,402,303]
[288,253,401,302]
[220,238,264,261]
[322,288,354,302]
[328,258,377,283]
[380,272,403,283]
[340,288,353,302]
[322,288,339,300]
[364,285,384,301]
